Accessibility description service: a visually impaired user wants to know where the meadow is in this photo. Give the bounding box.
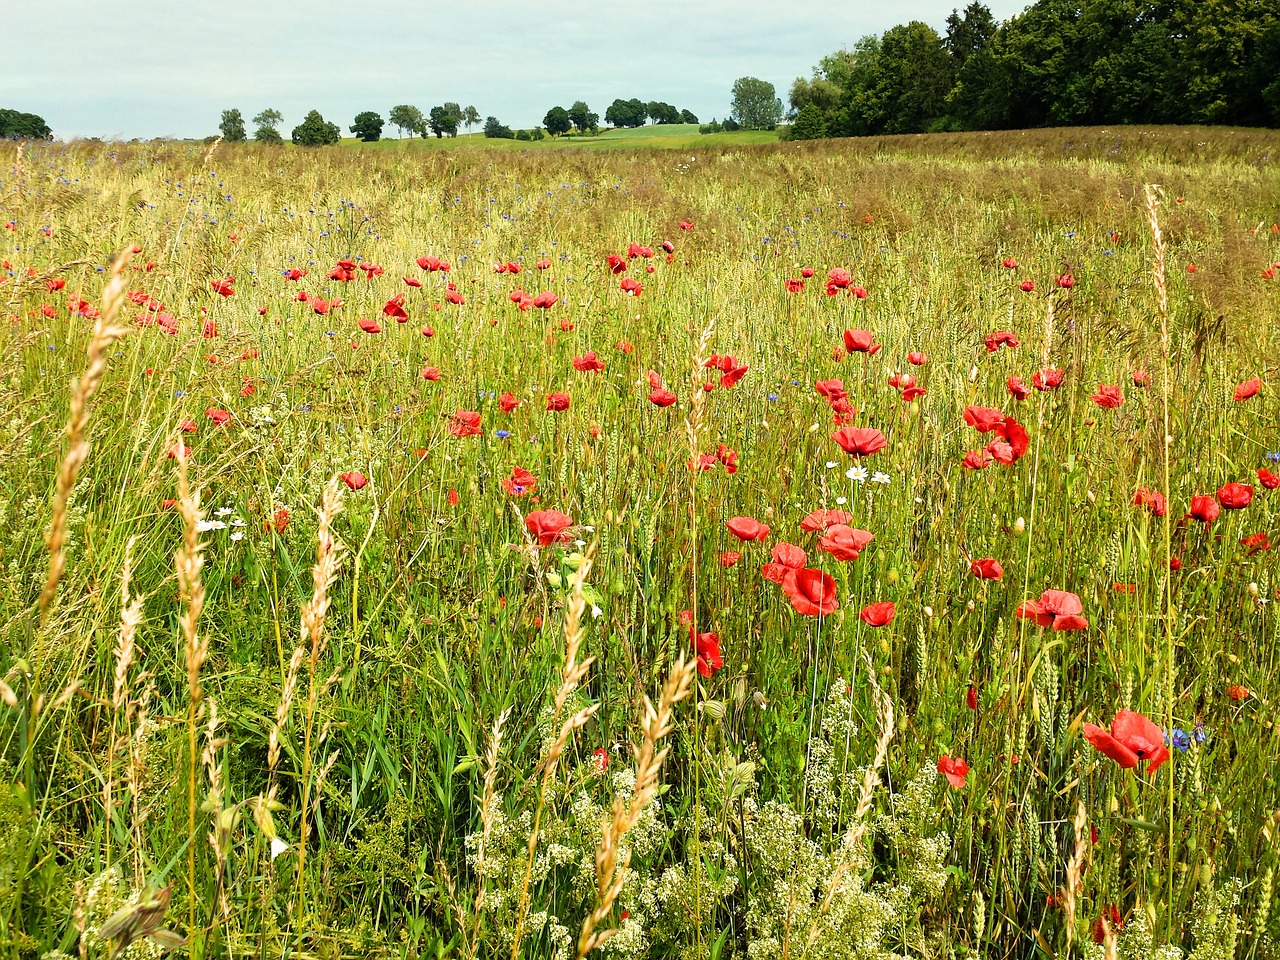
[0,125,1278,960]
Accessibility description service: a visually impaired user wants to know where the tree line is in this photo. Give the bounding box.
[217,104,482,146]
[785,0,1280,140]
[0,109,52,140]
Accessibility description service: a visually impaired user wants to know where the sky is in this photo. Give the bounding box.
[4,0,1028,141]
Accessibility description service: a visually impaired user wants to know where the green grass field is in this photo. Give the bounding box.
[341,124,778,151]
[1,125,1278,960]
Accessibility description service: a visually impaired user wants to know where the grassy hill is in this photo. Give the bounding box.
[341,123,778,151]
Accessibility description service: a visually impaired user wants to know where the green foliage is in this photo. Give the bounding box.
[218,108,247,142]
[605,98,647,128]
[566,100,598,134]
[787,103,827,141]
[388,104,424,138]
[0,108,51,140]
[483,115,514,139]
[543,106,571,137]
[730,77,783,130]
[291,109,340,146]
[252,108,284,143]
[678,108,698,124]
[428,104,461,138]
[350,110,383,143]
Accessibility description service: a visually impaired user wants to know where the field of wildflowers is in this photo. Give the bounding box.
[0,126,1278,959]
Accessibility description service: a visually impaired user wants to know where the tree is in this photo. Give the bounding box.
[252,108,284,143]
[0,109,52,140]
[604,98,646,128]
[483,116,514,139]
[786,103,827,140]
[442,103,463,137]
[646,101,680,124]
[679,109,699,124]
[292,110,341,146]
[388,104,424,138]
[350,111,384,142]
[543,106,571,136]
[945,2,997,67]
[567,101,598,134]
[730,77,783,130]
[219,109,247,142]
[463,105,480,134]
[427,105,459,138]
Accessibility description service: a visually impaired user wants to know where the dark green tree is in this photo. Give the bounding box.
[252,108,284,143]
[567,101,598,134]
[427,105,459,138]
[945,2,997,67]
[604,98,646,128]
[679,109,699,124]
[730,77,783,130]
[0,109,52,140]
[388,104,424,138]
[543,106,571,136]
[291,110,341,146]
[350,111,383,142]
[787,103,827,140]
[483,116,514,139]
[218,109,247,142]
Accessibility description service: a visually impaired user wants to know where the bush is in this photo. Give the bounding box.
[291,110,340,147]
[483,116,515,139]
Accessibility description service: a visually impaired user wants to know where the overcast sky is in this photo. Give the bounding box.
[5,0,1028,141]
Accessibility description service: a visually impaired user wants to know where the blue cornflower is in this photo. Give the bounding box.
[767,393,779,402]
[1166,728,1191,752]
[1267,451,1280,463]
[495,430,511,439]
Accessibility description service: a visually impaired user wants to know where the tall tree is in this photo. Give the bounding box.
[945,2,997,67]
[388,104,424,138]
[463,105,480,134]
[350,111,384,142]
[292,110,341,147]
[252,108,284,143]
[483,116,514,139]
[441,103,463,137]
[427,105,459,138]
[730,77,783,130]
[0,109,52,139]
[543,106,571,137]
[604,98,646,128]
[218,109,247,142]
[567,101,598,134]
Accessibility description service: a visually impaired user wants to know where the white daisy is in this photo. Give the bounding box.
[871,472,891,484]
[846,465,869,482]
[195,519,227,532]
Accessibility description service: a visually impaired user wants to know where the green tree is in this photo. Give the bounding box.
[388,104,424,138]
[463,105,480,134]
[679,109,699,124]
[350,111,384,142]
[291,110,341,146]
[0,109,52,140]
[427,105,459,138]
[945,2,997,67]
[543,106,571,136]
[730,77,783,130]
[483,116,514,139]
[252,108,284,143]
[218,108,247,142]
[567,101,598,134]
[646,101,680,124]
[787,102,827,140]
[604,98,646,128]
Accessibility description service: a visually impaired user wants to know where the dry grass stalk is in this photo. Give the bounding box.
[510,551,599,960]
[105,537,143,871]
[577,656,696,958]
[39,250,132,623]
[1062,798,1089,952]
[466,706,511,960]
[202,698,233,925]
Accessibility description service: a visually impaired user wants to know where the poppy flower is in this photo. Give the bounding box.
[986,417,1029,464]
[832,426,887,457]
[444,289,465,305]
[843,329,882,355]
[341,471,368,490]
[817,525,874,562]
[962,450,993,470]
[1132,370,1150,387]
[498,392,520,413]
[964,406,1005,434]
[1258,467,1280,490]
[970,557,1003,580]
[800,266,815,278]
[720,551,741,567]
[1006,376,1030,401]
[679,220,694,231]
[827,267,851,289]
[783,568,839,617]
[983,330,1020,352]
[1019,280,1035,292]
[720,364,749,389]
[1187,495,1219,524]
[310,297,336,315]
[606,254,627,274]
[383,295,408,320]
[646,388,676,407]
[1016,589,1088,631]
[572,351,605,373]
[815,379,846,399]
[908,351,928,365]
[358,317,382,334]
[210,277,235,297]
[403,276,422,288]
[732,519,768,542]
[179,419,198,434]
[859,601,895,627]
[1032,368,1064,391]
[1131,488,1167,517]
[616,340,634,354]
[503,467,538,496]
[900,385,927,402]
[1226,684,1250,701]
[1055,273,1075,289]
[1082,709,1169,773]
[525,509,573,546]
[716,445,739,473]
[619,278,643,296]
[937,755,969,788]
[761,542,806,583]
[966,685,978,710]
[449,410,483,437]
[1241,532,1271,555]
[1090,385,1124,409]
[785,278,805,293]
[694,629,722,677]
[1218,482,1253,509]
[420,366,441,381]
[206,408,231,426]
[545,392,570,412]
[799,509,853,532]
[1001,257,1018,269]
[1234,378,1262,402]
[533,291,559,309]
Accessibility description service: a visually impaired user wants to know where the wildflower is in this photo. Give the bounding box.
[545,392,570,411]
[341,471,368,490]
[449,410,483,437]
[525,509,573,546]
[842,329,882,355]
[719,551,741,567]
[1132,488,1167,517]
[1217,482,1253,509]
[785,278,805,293]
[1167,728,1191,752]
[383,294,408,320]
[573,351,605,372]
[870,472,890,484]
[1083,709,1170,773]
[1226,684,1250,701]
[1188,495,1219,524]
[358,317,382,334]
[1016,589,1088,631]
[1019,280,1035,292]
[1090,384,1124,409]
[970,558,1003,580]
[761,542,806,584]
[964,406,1005,433]
[1001,257,1018,269]
[937,755,969,788]
[817,525,874,562]
[1006,376,1030,401]
[1258,467,1280,490]
[694,628,723,676]
[832,426,887,457]
[1032,368,1064,391]
[799,509,852,532]
[210,277,235,297]
[649,388,677,407]
[1055,273,1074,289]
[983,330,1019,352]
[846,465,869,482]
[966,685,978,709]
[503,467,538,497]
[1234,377,1261,402]
[783,568,839,617]
[196,519,227,532]
[498,392,520,413]
[726,517,770,542]
[420,366,441,381]
[859,601,895,627]
[961,450,993,470]
[908,351,927,365]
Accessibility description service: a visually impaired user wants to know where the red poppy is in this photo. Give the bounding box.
[817,525,874,562]
[1131,488,1167,517]
[720,364,749,389]
[358,317,382,334]
[983,330,1020,352]
[1226,684,1250,701]
[1218,482,1253,509]
[815,379,846,399]
[716,445,739,473]
[210,277,235,297]
[827,267,851,289]
[341,471,368,490]
[1006,376,1030,401]
[783,568,839,616]
[1258,467,1280,490]
[420,366,441,381]
[449,410,482,437]
[1082,709,1169,773]
[525,509,573,546]
[444,289,465,306]
[1001,257,1018,269]
[800,266,814,278]
[503,467,538,497]
[1090,385,1124,409]
[679,220,694,231]
[606,254,627,274]
[900,385,927,402]
[908,351,928,365]
[1188,495,1220,524]
[966,685,978,709]
[498,392,520,413]
[1055,273,1074,289]
[761,542,806,583]
[726,517,770,542]
[448,488,460,506]
[206,408,231,426]
[799,509,853,532]
[545,392,570,412]
[1241,532,1271,555]
[619,278,643,296]
[843,329,882,355]
[694,629,722,677]
[383,294,409,320]
[627,243,654,259]
[832,426,887,457]
[573,351,605,373]
[616,340,634,354]
[785,278,805,293]
[1132,370,1150,387]
[533,291,559,309]
[720,551,741,567]
[403,276,422,287]
[648,388,677,407]
[1032,368,1064,391]
[1234,378,1261,402]
[970,557,1003,580]
[961,450,993,470]
[963,406,1005,433]
[859,601,895,627]
[937,755,969,788]
[1016,589,1087,631]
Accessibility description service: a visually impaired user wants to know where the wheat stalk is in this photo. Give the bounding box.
[466,705,511,960]
[39,250,131,623]
[1063,798,1089,953]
